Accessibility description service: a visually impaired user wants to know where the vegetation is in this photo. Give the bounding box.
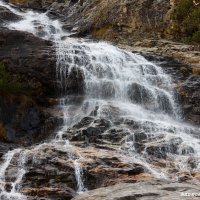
[170,0,200,44]
[0,62,27,95]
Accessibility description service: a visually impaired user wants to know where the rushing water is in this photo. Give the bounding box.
[0,0,200,198]
[0,149,28,200]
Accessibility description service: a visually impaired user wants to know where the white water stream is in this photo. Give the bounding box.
[0,0,200,199]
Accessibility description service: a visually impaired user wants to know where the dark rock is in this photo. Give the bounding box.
[93,119,111,131]
[119,166,145,175]
[134,142,145,153]
[66,118,111,143]
[20,108,41,131]
[81,119,111,143]
[0,95,62,145]
[187,157,197,169]
[134,131,147,143]
[64,67,85,95]
[0,28,56,96]
[156,89,173,114]
[0,142,19,158]
[102,129,130,144]
[181,145,194,155]
[73,117,94,129]
[145,138,181,159]
[127,82,153,105]
[124,119,140,130]
[4,124,16,142]
[0,6,22,24]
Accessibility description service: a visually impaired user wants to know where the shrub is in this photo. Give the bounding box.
[171,0,200,44]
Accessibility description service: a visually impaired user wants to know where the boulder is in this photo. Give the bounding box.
[72,180,200,200]
[66,118,111,143]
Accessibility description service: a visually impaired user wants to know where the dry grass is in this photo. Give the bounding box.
[192,67,200,75]
[9,0,29,4]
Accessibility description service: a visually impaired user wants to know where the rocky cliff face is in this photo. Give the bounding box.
[0,13,61,149]
[5,0,200,44]
[7,0,172,43]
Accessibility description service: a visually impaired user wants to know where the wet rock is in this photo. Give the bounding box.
[128,82,153,105]
[93,119,111,132]
[118,166,145,175]
[0,27,67,145]
[102,129,130,144]
[0,6,22,24]
[178,76,200,125]
[134,142,145,153]
[180,145,195,155]
[187,157,198,169]
[81,119,111,142]
[144,138,195,162]
[145,137,183,159]
[22,187,76,200]
[123,119,140,130]
[156,89,173,114]
[73,117,94,129]
[0,142,19,158]
[66,118,111,143]
[8,146,78,199]
[134,131,147,143]
[84,157,148,190]
[64,67,85,95]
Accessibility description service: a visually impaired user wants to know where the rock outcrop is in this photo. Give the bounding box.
[0,28,56,96]
[0,28,61,147]
[72,179,200,200]
[0,94,62,147]
[7,0,172,42]
[1,143,151,199]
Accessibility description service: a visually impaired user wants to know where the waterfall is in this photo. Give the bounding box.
[55,38,200,172]
[0,149,27,200]
[74,160,87,193]
[0,0,200,198]
[0,151,18,194]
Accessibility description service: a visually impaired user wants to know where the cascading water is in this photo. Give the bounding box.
[55,38,200,173]
[74,159,87,193]
[0,0,200,198]
[0,149,28,200]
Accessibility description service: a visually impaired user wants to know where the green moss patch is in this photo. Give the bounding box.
[0,62,33,95]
